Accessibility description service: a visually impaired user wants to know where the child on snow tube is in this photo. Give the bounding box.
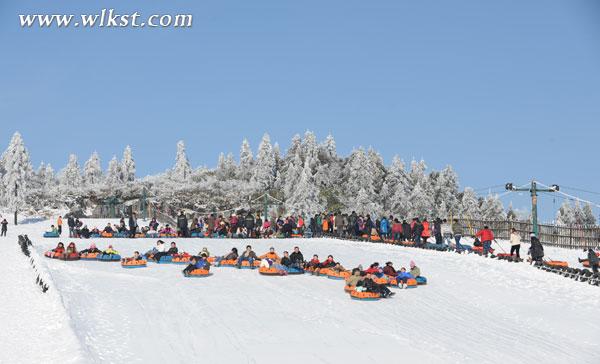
[183,255,211,276]
[122,251,144,263]
[396,267,415,288]
[80,243,101,255]
[63,242,79,260]
[258,247,280,263]
[214,247,238,266]
[345,268,364,291]
[364,262,385,278]
[236,245,258,269]
[357,272,394,298]
[153,242,177,262]
[45,225,59,236]
[305,255,320,272]
[47,242,65,258]
[102,245,119,255]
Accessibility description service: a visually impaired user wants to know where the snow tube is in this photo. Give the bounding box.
[159,233,177,238]
[327,270,350,280]
[207,256,217,263]
[154,255,173,264]
[344,285,356,293]
[416,276,427,285]
[122,259,147,268]
[218,259,237,267]
[60,253,80,261]
[389,278,398,286]
[472,246,494,254]
[373,277,390,285]
[190,232,204,238]
[134,233,146,238]
[90,234,101,238]
[44,251,61,259]
[401,241,415,246]
[114,232,128,238]
[370,235,381,242]
[146,233,159,238]
[43,232,59,238]
[546,260,568,268]
[185,269,211,277]
[258,266,283,276]
[101,232,113,238]
[97,254,121,262]
[406,278,418,288]
[172,254,192,264]
[317,268,332,276]
[240,260,261,269]
[80,252,99,260]
[287,267,305,275]
[350,291,381,301]
[291,234,303,238]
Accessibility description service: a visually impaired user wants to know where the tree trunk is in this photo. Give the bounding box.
[14,210,18,225]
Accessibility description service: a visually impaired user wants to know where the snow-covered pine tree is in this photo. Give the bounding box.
[301,131,320,173]
[573,201,585,225]
[84,152,103,185]
[251,133,276,191]
[459,187,480,220]
[344,147,380,213]
[407,175,434,218]
[172,140,192,181]
[506,202,518,221]
[480,194,505,220]
[432,166,459,218]
[60,154,82,192]
[238,138,253,181]
[283,150,303,200]
[2,132,33,224]
[555,200,575,226]
[121,146,136,182]
[44,164,56,188]
[106,156,122,185]
[286,159,323,216]
[581,203,597,226]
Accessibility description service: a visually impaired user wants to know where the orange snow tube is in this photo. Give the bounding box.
[406,278,418,288]
[258,266,281,276]
[207,256,217,263]
[241,260,261,268]
[327,270,350,280]
[172,254,191,264]
[318,268,332,276]
[188,269,211,277]
[219,259,237,267]
[80,252,99,260]
[344,285,356,293]
[370,235,381,242]
[291,234,303,238]
[101,232,113,238]
[350,291,381,301]
[545,260,568,268]
[373,277,390,285]
[121,259,147,268]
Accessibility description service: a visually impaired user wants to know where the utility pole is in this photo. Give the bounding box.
[505,180,559,236]
[263,193,268,222]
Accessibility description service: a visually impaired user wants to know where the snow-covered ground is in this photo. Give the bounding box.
[3,218,599,363]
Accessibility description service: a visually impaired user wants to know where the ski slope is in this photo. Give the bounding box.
[4,219,600,363]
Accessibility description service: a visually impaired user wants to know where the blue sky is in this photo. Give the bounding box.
[1,1,599,221]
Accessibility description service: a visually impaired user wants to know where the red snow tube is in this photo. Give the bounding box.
[44,251,62,259]
[472,246,495,254]
[291,234,303,238]
[258,266,281,276]
[61,253,80,261]
[350,291,381,301]
[496,253,512,258]
[545,260,568,268]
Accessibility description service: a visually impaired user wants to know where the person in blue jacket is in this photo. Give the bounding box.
[183,256,211,276]
[379,217,390,240]
[396,267,414,289]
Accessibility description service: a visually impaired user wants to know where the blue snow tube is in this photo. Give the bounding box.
[287,267,305,275]
[190,232,204,238]
[43,232,60,238]
[146,233,159,238]
[155,255,173,264]
[97,254,121,262]
[416,276,427,285]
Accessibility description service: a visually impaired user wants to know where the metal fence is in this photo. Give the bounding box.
[459,218,600,250]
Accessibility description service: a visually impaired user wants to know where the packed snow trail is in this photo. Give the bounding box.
[19,220,600,363]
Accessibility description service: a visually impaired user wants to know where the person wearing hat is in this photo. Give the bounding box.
[198,247,210,258]
[80,242,101,255]
[528,233,544,265]
[409,260,421,278]
[102,244,119,255]
[383,262,397,277]
[364,262,384,278]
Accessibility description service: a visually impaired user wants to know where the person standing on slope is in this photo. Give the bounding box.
[579,249,599,274]
[0,218,7,237]
[476,226,494,257]
[128,212,138,238]
[380,216,390,240]
[509,228,521,259]
[57,216,63,236]
[528,233,544,265]
[421,218,431,244]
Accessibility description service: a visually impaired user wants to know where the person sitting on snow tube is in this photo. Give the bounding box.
[183,255,211,276]
[102,245,119,255]
[46,225,59,235]
[409,260,421,278]
[280,251,291,268]
[358,273,394,298]
[383,261,397,277]
[320,255,336,268]
[364,262,384,278]
[123,251,144,263]
[154,242,177,262]
[63,242,79,259]
[305,255,320,271]
[579,249,600,273]
[345,268,364,289]
[80,225,91,239]
[214,247,238,265]
[259,247,280,262]
[103,223,114,234]
[396,267,415,288]
[144,240,165,258]
[80,243,101,255]
[237,245,258,269]
[159,224,175,235]
[330,262,347,273]
[49,242,65,257]
[289,246,304,269]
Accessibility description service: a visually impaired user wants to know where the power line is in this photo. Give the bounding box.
[560,185,600,196]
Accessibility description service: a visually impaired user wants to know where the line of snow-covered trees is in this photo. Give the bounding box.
[555,200,597,226]
[0,130,594,226]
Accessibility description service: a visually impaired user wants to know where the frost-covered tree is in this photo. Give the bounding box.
[172,140,192,181]
[121,146,136,182]
[556,200,575,226]
[432,166,459,217]
[301,131,320,173]
[216,152,237,181]
[83,152,103,185]
[381,156,411,216]
[573,201,585,225]
[285,159,323,215]
[480,194,505,220]
[60,154,82,191]
[1,132,33,223]
[344,147,381,213]
[460,187,480,220]
[252,133,276,191]
[408,175,434,218]
[238,139,253,181]
[506,202,518,221]
[283,150,303,199]
[582,203,597,225]
[106,156,122,185]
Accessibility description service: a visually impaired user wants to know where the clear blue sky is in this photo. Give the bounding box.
[1,1,599,221]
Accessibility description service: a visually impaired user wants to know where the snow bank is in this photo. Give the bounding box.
[11,219,600,363]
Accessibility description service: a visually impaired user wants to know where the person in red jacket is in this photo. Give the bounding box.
[365,262,384,278]
[476,226,495,256]
[305,254,320,271]
[382,261,397,277]
[391,219,403,242]
[422,219,431,243]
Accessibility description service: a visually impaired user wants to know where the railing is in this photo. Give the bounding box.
[458,219,600,249]
[18,235,49,293]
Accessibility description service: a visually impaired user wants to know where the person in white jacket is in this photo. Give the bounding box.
[509,228,521,258]
[441,219,453,246]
